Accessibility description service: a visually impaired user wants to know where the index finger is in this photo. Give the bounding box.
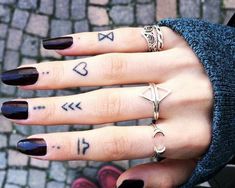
[42,27,179,56]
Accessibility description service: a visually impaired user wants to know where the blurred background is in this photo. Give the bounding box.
[0,0,234,188]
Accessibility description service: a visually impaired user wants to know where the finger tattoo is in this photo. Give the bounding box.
[33,105,46,110]
[77,137,90,155]
[73,62,88,76]
[61,102,82,111]
[98,32,114,41]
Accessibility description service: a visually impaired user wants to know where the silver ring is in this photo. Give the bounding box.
[141,25,164,52]
[140,83,171,122]
[151,123,166,161]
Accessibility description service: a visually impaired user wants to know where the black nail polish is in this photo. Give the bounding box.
[17,138,47,156]
[43,36,73,50]
[118,180,144,188]
[1,101,28,119]
[1,67,39,86]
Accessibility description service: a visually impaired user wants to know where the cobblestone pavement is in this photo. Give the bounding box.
[0,0,234,188]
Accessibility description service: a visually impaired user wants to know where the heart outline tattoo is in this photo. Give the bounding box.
[73,62,88,76]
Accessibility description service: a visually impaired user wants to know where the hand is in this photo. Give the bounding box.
[1,27,213,187]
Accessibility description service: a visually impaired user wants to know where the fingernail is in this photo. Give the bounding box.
[1,101,28,119]
[118,180,144,188]
[1,67,39,86]
[43,36,73,50]
[17,138,47,156]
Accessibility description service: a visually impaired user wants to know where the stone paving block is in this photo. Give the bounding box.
[51,19,72,37]
[7,29,23,50]
[36,90,54,97]
[88,161,104,168]
[0,23,8,38]
[30,158,50,169]
[92,26,112,31]
[31,126,46,134]
[47,181,65,188]
[1,84,16,96]
[21,34,39,57]
[0,152,7,169]
[111,0,131,4]
[137,0,151,2]
[66,169,77,184]
[68,161,87,169]
[136,3,155,25]
[6,169,27,186]
[179,0,200,18]
[11,9,29,30]
[39,0,54,15]
[0,171,6,188]
[49,162,67,182]
[138,118,152,125]
[83,167,98,179]
[46,125,69,133]
[17,88,35,98]
[0,5,11,23]
[4,184,21,188]
[26,14,49,37]
[71,0,87,20]
[21,57,37,65]
[88,6,109,26]
[112,160,129,169]
[74,20,89,33]
[3,50,19,70]
[18,0,37,10]
[130,158,151,167]
[0,40,5,62]
[116,120,137,126]
[90,0,109,5]
[110,5,134,25]
[28,169,46,188]
[9,134,24,147]
[224,0,235,8]
[56,0,69,19]
[0,0,16,4]
[0,116,13,133]
[8,150,29,166]
[157,0,177,20]
[203,0,221,23]
[0,134,7,149]
[14,125,31,135]
[73,124,92,131]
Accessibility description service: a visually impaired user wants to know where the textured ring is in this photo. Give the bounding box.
[141,25,158,52]
[154,25,164,50]
[151,123,166,162]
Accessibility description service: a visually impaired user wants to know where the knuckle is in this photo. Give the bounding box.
[50,63,64,88]
[103,53,127,83]
[103,127,129,160]
[41,101,56,123]
[95,90,122,121]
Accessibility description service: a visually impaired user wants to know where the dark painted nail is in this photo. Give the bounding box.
[1,101,28,120]
[17,138,47,156]
[118,180,144,188]
[43,36,73,50]
[1,67,39,86]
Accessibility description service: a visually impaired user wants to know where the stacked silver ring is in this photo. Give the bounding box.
[141,25,164,52]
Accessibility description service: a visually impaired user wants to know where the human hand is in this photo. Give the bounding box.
[1,26,213,187]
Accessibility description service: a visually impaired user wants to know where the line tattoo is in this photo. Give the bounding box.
[61,102,82,111]
[73,62,88,76]
[33,106,46,110]
[98,32,114,41]
[77,137,90,155]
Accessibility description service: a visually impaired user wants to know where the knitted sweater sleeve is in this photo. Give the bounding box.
[158,18,235,187]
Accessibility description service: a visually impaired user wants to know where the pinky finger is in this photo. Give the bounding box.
[116,159,196,188]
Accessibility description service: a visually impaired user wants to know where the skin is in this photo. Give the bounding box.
[10,27,213,187]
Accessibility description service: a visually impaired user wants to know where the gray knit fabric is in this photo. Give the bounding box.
[158,18,235,187]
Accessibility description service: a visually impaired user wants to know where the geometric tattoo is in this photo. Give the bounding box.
[33,105,46,110]
[98,32,114,41]
[73,62,88,76]
[77,137,90,155]
[61,102,82,111]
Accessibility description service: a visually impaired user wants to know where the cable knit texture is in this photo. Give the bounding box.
[159,18,235,187]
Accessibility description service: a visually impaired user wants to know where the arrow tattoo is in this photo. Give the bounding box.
[61,102,82,111]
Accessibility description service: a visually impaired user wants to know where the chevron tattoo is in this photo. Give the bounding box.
[61,102,82,111]
[98,32,114,41]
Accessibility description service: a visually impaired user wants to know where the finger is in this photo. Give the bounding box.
[42,27,180,56]
[4,48,192,89]
[116,159,196,188]
[3,86,172,125]
[17,124,209,161]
